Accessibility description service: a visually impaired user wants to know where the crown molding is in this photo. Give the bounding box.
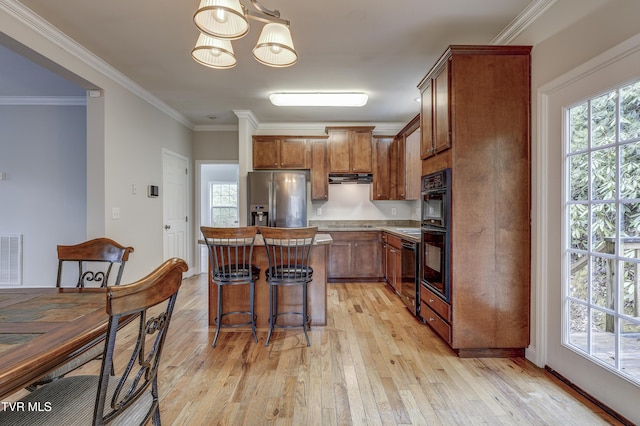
[1,0,193,129]
[194,119,407,135]
[491,0,558,45]
[0,95,86,106]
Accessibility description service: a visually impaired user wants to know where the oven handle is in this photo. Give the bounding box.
[421,225,446,234]
[401,241,417,250]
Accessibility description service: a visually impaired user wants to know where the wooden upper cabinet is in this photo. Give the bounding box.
[280,138,308,168]
[310,138,328,201]
[253,137,279,169]
[419,60,451,159]
[253,136,308,169]
[404,126,421,200]
[326,126,374,173]
[372,136,393,200]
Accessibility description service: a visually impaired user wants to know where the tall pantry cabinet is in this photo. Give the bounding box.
[418,45,532,357]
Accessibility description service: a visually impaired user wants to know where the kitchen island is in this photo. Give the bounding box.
[204,233,332,328]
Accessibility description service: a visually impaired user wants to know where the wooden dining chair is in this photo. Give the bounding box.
[27,238,135,390]
[0,258,188,426]
[56,238,134,288]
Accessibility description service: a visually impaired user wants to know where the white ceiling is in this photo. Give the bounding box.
[5,0,536,127]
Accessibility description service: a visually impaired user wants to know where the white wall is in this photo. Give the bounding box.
[1,6,194,282]
[0,105,86,286]
[513,0,640,421]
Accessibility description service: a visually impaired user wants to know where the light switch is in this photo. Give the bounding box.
[112,207,120,219]
[132,184,137,195]
[391,208,397,216]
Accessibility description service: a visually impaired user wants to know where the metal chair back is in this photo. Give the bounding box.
[95,258,187,425]
[56,238,134,288]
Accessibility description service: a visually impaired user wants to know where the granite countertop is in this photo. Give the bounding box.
[309,220,421,242]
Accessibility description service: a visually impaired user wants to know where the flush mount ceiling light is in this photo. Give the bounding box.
[192,0,297,68]
[269,93,369,107]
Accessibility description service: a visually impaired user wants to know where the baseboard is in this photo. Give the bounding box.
[545,366,634,426]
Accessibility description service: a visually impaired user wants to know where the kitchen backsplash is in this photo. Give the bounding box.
[309,183,420,221]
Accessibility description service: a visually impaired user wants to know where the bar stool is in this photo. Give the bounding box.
[201,226,260,348]
[260,226,317,347]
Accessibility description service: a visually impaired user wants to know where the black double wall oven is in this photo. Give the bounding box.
[421,168,451,305]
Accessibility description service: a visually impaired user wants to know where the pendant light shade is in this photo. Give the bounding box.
[252,23,297,67]
[191,33,237,69]
[194,0,249,40]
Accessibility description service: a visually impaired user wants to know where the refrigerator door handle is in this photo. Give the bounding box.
[269,178,275,227]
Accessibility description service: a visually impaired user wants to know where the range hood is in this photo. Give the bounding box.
[328,173,373,184]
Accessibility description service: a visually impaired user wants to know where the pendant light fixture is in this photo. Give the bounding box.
[192,0,297,68]
[191,33,237,69]
[253,23,297,67]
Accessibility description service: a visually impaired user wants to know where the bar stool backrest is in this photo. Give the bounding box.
[201,226,259,282]
[260,227,317,282]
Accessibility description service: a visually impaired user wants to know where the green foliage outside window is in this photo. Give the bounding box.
[567,80,640,338]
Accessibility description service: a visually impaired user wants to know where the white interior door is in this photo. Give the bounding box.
[163,149,188,261]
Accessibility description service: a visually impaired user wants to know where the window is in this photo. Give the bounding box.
[565,79,640,384]
[209,182,238,227]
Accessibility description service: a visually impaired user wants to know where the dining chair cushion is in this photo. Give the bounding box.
[0,375,152,426]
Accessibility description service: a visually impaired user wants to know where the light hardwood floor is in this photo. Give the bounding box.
[63,274,625,424]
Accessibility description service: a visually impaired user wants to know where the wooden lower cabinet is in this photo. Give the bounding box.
[382,233,402,292]
[327,231,383,282]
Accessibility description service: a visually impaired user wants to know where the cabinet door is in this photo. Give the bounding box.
[390,137,405,200]
[280,138,307,168]
[372,137,392,200]
[328,129,350,172]
[354,239,382,278]
[420,79,434,159]
[350,130,373,172]
[327,240,353,278]
[433,61,451,154]
[404,128,420,200]
[253,138,279,169]
[310,139,328,201]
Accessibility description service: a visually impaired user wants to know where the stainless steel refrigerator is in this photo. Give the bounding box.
[247,171,307,228]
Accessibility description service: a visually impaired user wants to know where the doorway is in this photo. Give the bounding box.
[197,162,240,273]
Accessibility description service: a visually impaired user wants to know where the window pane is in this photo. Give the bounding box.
[591,309,616,368]
[569,102,589,152]
[621,259,640,317]
[569,153,589,200]
[620,318,640,379]
[592,147,616,200]
[591,91,617,147]
[621,202,640,239]
[591,203,616,252]
[620,81,640,141]
[591,256,614,310]
[620,142,640,200]
[569,253,588,301]
[569,204,588,251]
[568,300,588,353]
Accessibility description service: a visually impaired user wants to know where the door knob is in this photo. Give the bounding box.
[164,225,171,230]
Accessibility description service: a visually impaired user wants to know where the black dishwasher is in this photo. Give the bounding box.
[399,240,420,317]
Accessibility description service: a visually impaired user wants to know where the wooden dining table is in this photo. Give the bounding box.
[0,287,111,400]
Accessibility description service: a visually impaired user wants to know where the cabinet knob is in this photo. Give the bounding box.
[274,162,277,165]
[429,317,435,322]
